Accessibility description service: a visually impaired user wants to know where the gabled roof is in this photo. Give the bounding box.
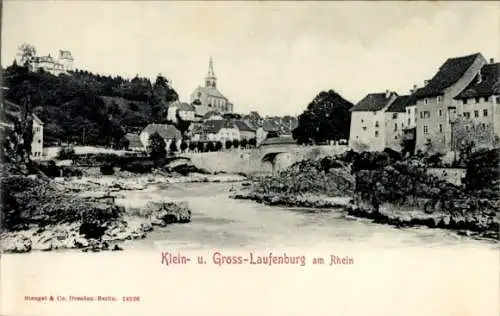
[386,95,411,113]
[260,135,296,147]
[142,124,182,140]
[32,113,44,125]
[168,100,195,112]
[454,63,500,99]
[203,120,235,134]
[193,86,227,99]
[262,120,279,132]
[414,53,482,99]
[125,133,143,148]
[233,120,255,132]
[350,93,396,112]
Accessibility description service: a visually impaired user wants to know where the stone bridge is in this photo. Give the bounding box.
[185,145,349,175]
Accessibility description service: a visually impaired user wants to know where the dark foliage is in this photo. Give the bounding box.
[232,139,240,149]
[100,163,115,175]
[206,142,215,152]
[225,140,232,150]
[248,138,257,148]
[147,133,166,160]
[215,141,223,151]
[292,90,353,144]
[463,148,499,197]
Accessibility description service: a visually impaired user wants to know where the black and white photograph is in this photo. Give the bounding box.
[0,1,498,315]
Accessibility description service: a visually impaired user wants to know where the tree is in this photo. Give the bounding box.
[147,133,166,160]
[232,139,240,149]
[180,141,188,152]
[225,140,232,150]
[169,139,178,154]
[206,142,215,152]
[240,138,248,149]
[451,117,494,166]
[249,138,257,148]
[197,142,205,153]
[117,137,130,150]
[293,90,353,144]
[215,141,223,151]
[17,43,37,67]
[189,142,196,151]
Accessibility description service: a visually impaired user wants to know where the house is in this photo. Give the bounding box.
[124,133,144,151]
[166,100,196,122]
[194,120,240,144]
[453,59,500,148]
[259,135,296,147]
[0,99,44,159]
[18,49,74,76]
[203,110,223,121]
[413,53,488,153]
[384,95,412,151]
[233,120,256,140]
[31,114,44,159]
[190,57,234,116]
[348,90,398,151]
[140,124,182,152]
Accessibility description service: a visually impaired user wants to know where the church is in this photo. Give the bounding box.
[190,57,234,116]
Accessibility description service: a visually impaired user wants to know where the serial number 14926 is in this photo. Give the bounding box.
[123,296,140,302]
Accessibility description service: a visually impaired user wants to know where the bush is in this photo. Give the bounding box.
[197,142,204,153]
[204,142,213,152]
[249,138,257,148]
[225,140,232,150]
[100,163,115,175]
[188,142,196,151]
[232,139,240,149]
[240,139,248,148]
[169,141,178,154]
[147,133,166,160]
[57,146,75,160]
[215,141,223,151]
[180,141,188,152]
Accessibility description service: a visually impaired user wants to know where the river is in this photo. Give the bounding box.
[1,182,498,316]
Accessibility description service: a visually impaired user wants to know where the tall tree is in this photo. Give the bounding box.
[292,90,353,144]
[17,43,37,67]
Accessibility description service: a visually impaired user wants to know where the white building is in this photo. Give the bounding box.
[166,101,196,122]
[348,91,398,151]
[31,114,44,159]
[140,124,182,152]
[18,49,74,76]
[191,120,240,144]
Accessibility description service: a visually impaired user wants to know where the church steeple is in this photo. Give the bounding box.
[205,56,217,88]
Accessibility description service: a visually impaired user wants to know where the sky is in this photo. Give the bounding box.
[1,1,499,116]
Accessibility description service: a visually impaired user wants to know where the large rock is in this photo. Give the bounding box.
[146,201,191,224]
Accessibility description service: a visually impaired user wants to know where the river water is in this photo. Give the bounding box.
[1,182,499,316]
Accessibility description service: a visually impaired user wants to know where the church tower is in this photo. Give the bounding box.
[205,57,217,88]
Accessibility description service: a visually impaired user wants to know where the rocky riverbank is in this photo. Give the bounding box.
[0,173,194,254]
[231,192,351,209]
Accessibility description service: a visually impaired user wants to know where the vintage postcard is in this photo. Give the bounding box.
[1,1,499,315]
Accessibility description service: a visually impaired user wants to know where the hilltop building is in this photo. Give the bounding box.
[190,57,234,116]
[17,49,74,76]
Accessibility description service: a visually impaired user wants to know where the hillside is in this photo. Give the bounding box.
[2,62,178,146]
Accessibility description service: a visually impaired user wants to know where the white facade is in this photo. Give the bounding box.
[405,105,417,129]
[31,115,44,159]
[207,127,240,144]
[349,110,387,151]
[384,111,406,151]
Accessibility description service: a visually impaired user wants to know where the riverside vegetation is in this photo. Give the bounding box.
[232,148,499,240]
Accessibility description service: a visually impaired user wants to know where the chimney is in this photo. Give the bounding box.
[410,84,418,94]
[490,58,495,64]
[424,80,429,86]
[385,90,391,98]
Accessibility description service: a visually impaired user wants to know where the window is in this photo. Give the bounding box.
[485,97,490,102]
[424,98,429,105]
[463,99,468,105]
[437,96,441,103]
[375,121,379,127]
[361,119,364,123]
[439,124,443,132]
[483,109,488,116]
[374,131,379,137]
[395,136,398,140]
[475,97,480,103]
[414,108,417,114]
[392,113,398,119]
[407,109,410,114]
[482,123,486,129]
[474,110,479,117]
[439,109,442,117]
[465,125,469,131]
[362,126,367,131]
[420,112,423,119]
[423,125,429,134]
[394,123,397,131]
[407,118,410,126]
[463,112,470,118]
[497,96,500,104]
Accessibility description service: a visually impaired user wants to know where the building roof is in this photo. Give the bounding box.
[142,124,182,140]
[168,100,195,112]
[202,120,235,134]
[32,113,44,125]
[203,110,222,119]
[233,120,255,132]
[414,53,482,99]
[194,86,227,99]
[262,120,280,132]
[259,135,296,147]
[385,95,411,113]
[454,63,500,99]
[350,92,396,112]
[125,133,143,148]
